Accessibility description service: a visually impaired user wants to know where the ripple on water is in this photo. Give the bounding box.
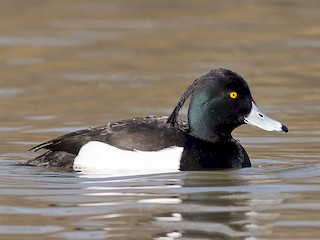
[0,162,319,239]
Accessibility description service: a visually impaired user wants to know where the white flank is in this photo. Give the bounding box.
[73,141,183,174]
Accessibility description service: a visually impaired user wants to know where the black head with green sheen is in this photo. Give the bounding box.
[167,68,288,142]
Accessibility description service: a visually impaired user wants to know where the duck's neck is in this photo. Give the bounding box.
[189,127,231,143]
[188,109,232,143]
[188,90,233,143]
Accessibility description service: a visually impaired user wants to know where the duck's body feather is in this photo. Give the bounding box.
[26,115,251,171]
[73,141,183,173]
[27,116,189,169]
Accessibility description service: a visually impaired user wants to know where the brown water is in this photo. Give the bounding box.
[1,0,320,239]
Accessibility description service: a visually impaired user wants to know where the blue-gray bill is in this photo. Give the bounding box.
[244,101,288,132]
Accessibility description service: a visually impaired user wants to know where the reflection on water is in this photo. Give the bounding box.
[0,163,320,239]
[0,0,320,239]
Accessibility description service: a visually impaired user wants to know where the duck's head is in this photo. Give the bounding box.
[168,68,288,142]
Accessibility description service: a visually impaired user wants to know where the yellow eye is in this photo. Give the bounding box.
[229,92,238,99]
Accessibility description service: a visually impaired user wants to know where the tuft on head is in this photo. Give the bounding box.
[167,68,246,127]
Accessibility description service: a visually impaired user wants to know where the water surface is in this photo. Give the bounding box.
[0,0,319,239]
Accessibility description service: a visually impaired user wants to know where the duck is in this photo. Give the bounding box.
[25,68,288,172]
